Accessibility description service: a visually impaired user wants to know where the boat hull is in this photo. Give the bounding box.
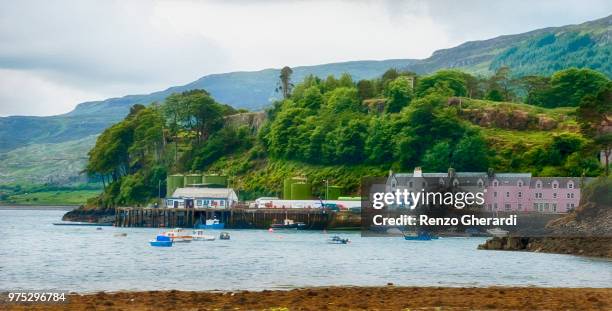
[150,240,173,247]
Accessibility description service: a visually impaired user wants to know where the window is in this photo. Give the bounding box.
[505,204,511,211]
[506,192,510,198]
[220,200,225,206]
[518,180,523,187]
[533,203,538,211]
[439,178,445,185]
[552,203,557,212]
[518,204,522,210]
[568,181,574,189]
[453,179,459,187]
[493,203,498,210]
[544,203,549,211]
[567,193,571,199]
[552,181,558,189]
[518,191,522,198]
[536,180,542,189]
[553,193,557,199]
[493,180,499,187]
[570,193,575,199]
[478,180,484,187]
[494,192,498,198]
[408,181,413,188]
[391,182,396,188]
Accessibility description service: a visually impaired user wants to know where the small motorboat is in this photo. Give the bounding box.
[486,228,509,237]
[192,230,216,241]
[270,219,306,230]
[328,235,350,244]
[195,219,225,229]
[150,235,173,247]
[219,232,231,240]
[404,231,439,241]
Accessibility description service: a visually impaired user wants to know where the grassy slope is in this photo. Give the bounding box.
[2,189,101,205]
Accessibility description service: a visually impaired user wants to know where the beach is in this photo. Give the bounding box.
[3,287,611,310]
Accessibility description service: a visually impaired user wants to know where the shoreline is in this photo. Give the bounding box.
[3,287,610,310]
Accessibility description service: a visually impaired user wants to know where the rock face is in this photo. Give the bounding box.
[478,237,612,258]
[224,112,267,132]
[461,107,558,130]
[62,207,115,223]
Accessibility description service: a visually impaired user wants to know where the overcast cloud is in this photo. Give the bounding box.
[0,0,610,116]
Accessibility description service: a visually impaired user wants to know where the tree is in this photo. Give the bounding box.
[487,66,514,102]
[385,76,413,113]
[517,75,551,106]
[577,82,612,175]
[416,70,468,97]
[545,68,609,107]
[276,66,294,99]
[421,141,452,172]
[356,80,375,101]
[452,134,490,171]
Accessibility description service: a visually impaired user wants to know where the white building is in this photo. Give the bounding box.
[165,187,238,209]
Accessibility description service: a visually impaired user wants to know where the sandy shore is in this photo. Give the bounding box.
[3,287,611,310]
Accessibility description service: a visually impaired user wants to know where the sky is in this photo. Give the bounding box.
[0,0,611,117]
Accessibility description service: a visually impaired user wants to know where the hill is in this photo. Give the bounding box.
[0,14,610,184]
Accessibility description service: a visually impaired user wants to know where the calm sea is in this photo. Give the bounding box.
[0,208,610,293]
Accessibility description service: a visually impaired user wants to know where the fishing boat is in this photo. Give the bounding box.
[328,235,350,244]
[161,228,193,243]
[403,231,439,241]
[150,235,173,247]
[195,219,225,229]
[192,230,216,241]
[219,232,231,240]
[486,228,509,237]
[270,218,306,230]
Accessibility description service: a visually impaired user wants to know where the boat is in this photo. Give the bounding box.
[150,235,173,247]
[403,231,439,241]
[486,228,509,237]
[328,235,350,244]
[192,230,216,241]
[219,232,231,240]
[161,228,193,243]
[195,219,225,229]
[270,218,306,230]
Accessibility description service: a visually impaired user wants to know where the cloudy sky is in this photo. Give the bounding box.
[0,0,610,116]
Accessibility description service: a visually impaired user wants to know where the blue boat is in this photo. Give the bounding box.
[150,235,173,247]
[404,231,439,241]
[195,219,225,229]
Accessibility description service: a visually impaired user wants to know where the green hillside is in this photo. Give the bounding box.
[0,14,610,186]
[81,67,609,207]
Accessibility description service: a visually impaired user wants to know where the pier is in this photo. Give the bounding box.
[114,207,361,229]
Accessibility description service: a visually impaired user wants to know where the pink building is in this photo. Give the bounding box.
[387,168,587,214]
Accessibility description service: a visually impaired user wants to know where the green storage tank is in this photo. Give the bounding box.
[283,177,307,199]
[203,174,228,187]
[326,186,342,200]
[166,174,184,197]
[184,174,202,187]
[291,182,312,200]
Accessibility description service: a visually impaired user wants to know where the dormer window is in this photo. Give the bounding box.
[536,180,542,189]
[552,181,558,189]
[517,180,523,187]
[477,179,484,187]
[568,181,574,189]
[439,178,445,185]
[493,180,499,187]
[453,179,459,187]
[409,181,413,188]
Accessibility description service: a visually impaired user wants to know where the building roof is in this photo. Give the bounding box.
[171,187,238,200]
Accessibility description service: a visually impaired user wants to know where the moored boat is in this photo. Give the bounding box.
[270,218,306,230]
[150,235,173,247]
[486,228,509,237]
[192,230,216,241]
[404,231,439,241]
[195,219,225,230]
[161,228,193,243]
[219,232,231,240]
[328,235,350,244]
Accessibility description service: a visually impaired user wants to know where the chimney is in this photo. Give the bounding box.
[413,167,422,177]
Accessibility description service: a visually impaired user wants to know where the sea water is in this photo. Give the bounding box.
[0,208,610,292]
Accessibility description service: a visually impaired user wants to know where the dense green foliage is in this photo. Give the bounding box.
[81,64,609,205]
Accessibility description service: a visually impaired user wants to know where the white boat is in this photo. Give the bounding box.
[192,230,216,241]
[486,228,509,237]
[161,228,193,242]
